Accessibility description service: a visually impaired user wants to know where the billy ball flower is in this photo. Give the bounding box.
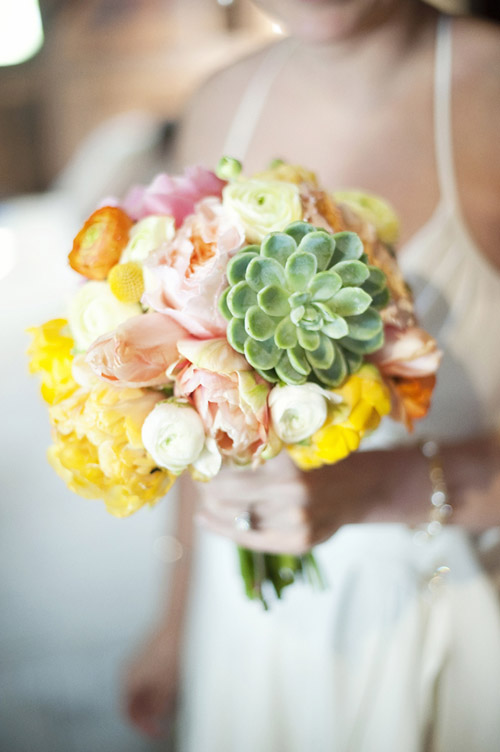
[219,221,389,388]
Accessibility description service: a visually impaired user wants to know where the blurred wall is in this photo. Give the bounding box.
[0,0,274,197]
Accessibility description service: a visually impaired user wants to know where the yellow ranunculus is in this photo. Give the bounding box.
[48,383,175,517]
[287,365,391,470]
[253,163,318,186]
[27,319,77,405]
[332,190,400,245]
[222,179,302,242]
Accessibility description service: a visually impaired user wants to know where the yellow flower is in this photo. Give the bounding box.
[222,178,302,242]
[253,162,318,186]
[27,319,77,404]
[332,190,400,245]
[287,365,391,470]
[48,383,175,517]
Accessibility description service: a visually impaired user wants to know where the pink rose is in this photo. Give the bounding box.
[122,166,226,226]
[174,339,279,465]
[369,325,441,378]
[86,312,189,388]
[143,198,245,338]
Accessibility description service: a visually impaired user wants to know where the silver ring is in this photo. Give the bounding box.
[234,512,252,532]
[234,506,260,532]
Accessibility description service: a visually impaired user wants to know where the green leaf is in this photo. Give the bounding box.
[244,336,281,370]
[274,316,298,349]
[287,344,312,376]
[289,291,309,308]
[297,231,335,271]
[227,252,258,286]
[344,349,363,374]
[321,315,349,339]
[255,367,280,384]
[370,287,391,310]
[330,231,364,263]
[305,333,335,369]
[345,308,383,340]
[300,305,323,330]
[290,305,305,324]
[285,251,318,291]
[227,317,248,353]
[308,270,342,301]
[245,306,277,341]
[284,221,316,246]
[330,287,372,317]
[331,259,370,286]
[227,281,257,318]
[312,344,347,387]
[275,352,308,385]
[246,256,286,291]
[258,285,290,316]
[340,328,385,354]
[218,287,232,320]
[261,232,297,266]
[297,328,320,351]
[361,265,387,295]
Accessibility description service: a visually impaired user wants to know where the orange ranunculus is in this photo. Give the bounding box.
[68,206,133,280]
[389,374,437,431]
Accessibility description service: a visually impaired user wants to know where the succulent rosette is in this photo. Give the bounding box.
[219,221,389,388]
[28,157,441,607]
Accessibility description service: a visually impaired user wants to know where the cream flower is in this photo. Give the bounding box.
[141,400,206,474]
[222,179,302,242]
[68,281,141,352]
[120,215,175,266]
[269,383,331,444]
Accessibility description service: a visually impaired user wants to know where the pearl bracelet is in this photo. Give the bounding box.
[418,439,453,538]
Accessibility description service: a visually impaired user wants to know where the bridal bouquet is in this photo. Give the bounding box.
[28,158,440,605]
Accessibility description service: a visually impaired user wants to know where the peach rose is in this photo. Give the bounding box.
[143,197,245,338]
[369,325,441,378]
[174,338,281,465]
[86,312,189,388]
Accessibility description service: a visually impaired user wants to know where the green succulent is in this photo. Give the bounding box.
[219,221,389,388]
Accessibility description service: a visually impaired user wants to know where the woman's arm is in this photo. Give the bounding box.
[123,475,195,738]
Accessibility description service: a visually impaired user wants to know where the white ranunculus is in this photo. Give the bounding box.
[269,383,329,443]
[68,281,141,352]
[142,400,206,474]
[120,215,175,266]
[190,437,222,481]
[222,179,302,243]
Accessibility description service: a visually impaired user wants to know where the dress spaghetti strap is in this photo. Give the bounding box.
[434,15,459,211]
[222,39,297,161]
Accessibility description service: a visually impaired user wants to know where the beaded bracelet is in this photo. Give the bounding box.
[418,439,453,538]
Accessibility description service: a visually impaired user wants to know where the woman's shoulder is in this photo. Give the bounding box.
[451,16,500,271]
[452,15,500,78]
[176,41,281,166]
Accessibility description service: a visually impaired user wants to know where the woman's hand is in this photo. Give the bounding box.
[123,625,180,738]
[194,446,432,554]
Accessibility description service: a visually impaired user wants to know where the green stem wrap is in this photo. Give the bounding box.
[237,547,324,609]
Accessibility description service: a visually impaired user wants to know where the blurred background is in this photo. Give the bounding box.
[0,0,498,751]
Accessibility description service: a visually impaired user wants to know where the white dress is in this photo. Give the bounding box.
[179,17,500,752]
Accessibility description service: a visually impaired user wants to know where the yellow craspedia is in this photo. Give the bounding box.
[108,261,144,303]
[48,383,175,517]
[27,318,77,404]
[287,365,391,471]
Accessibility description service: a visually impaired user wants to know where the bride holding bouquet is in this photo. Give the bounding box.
[118,0,500,749]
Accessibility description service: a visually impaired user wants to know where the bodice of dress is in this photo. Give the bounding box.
[222,15,500,446]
